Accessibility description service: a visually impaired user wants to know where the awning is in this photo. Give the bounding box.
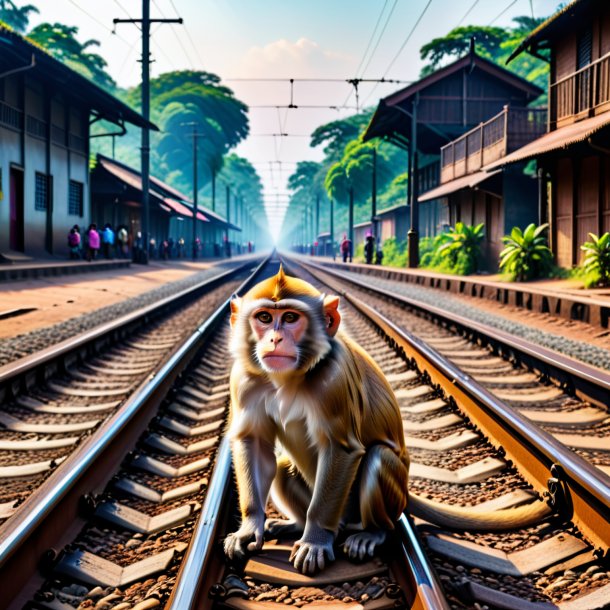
[163,198,208,222]
[419,170,501,202]
[485,112,610,169]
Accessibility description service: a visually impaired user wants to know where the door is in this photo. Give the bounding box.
[9,167,24,252]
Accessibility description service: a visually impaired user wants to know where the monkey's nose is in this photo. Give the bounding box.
[271,335,283,344]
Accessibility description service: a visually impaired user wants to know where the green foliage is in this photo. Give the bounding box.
[499,223,553,281]
[381,237,408,268]
[27,22,115,91]
[419,16,549,94]
[311,112,372,163]
[353,242,365,263]
[420,26,506,74]
[580,232,610,288]
[0,0,38,33]
[436,222,484,275]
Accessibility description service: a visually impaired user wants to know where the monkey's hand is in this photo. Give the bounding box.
[289,522,335,574]
[224,515,265,560]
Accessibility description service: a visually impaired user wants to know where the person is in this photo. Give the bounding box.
[86,224,100,261]
[340,233,351,263]
[117,225,128,258]
[178,237,185,258]
[68,225,81,259]
[102,223,115,259]
[364,232,375,264]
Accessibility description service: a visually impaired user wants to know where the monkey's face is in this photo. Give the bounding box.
[250,308,308,373]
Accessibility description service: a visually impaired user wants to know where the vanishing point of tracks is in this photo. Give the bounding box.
[0,255,608,610]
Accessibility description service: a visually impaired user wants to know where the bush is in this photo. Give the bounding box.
[353,242,365,263]
[436,222,484,275]
[580,232,610,288]
[499,223,553,281]
[381,237,408,267]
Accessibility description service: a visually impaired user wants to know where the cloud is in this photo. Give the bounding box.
[238,37,352,79]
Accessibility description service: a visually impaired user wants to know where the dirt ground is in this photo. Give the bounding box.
[1,257,609,358]
[0,260,222,339]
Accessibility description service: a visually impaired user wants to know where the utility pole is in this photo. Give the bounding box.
[371,146,377,244]
[182,122,205,260]
[114,1,182,264]
[315,194,320,255]
[348,186,354,263]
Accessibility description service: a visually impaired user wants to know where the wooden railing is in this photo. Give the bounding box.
[440,105,547,183]
[550,52,610,127]
[0,100,22,131]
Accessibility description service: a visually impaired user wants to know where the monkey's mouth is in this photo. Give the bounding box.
[261,353,297,370]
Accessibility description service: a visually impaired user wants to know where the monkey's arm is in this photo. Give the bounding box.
[290,441,364,574]
[224,390,277,560]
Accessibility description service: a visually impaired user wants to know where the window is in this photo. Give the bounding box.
[35,172,49,211]
[68,180,83,216]
[577,28,593,69]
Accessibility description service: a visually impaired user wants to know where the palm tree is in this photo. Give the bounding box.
[0,1,38,33]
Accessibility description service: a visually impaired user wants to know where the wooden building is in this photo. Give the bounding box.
[91,155,239,257]
[0,24,154,260]
[419,105,547,268]
[363,48,542,265]
[487,0,610,268]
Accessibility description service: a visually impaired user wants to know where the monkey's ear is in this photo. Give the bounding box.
[323,295,341,337]
[230,295,242,328]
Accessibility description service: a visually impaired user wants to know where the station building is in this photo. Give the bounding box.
[91,154,240,258]
[0,23,154,261]
[487,0,610,268]
[363,47,543,269]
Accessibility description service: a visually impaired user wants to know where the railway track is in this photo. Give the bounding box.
[0,260,256,572]
[2,258,608,610]
[295,258,610,479]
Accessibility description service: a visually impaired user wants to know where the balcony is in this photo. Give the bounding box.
[440,105,547,183]
[550,51,610,128]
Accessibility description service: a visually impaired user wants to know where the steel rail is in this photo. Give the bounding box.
[0,258,260,392]
[159,257,276,610]
[291,258,610,552]
[0,256,269,608]
[398,514,452,610]
[299,259,610,405]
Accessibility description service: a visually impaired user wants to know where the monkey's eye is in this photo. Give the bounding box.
[282,311,300,324]
[255,311,273,324]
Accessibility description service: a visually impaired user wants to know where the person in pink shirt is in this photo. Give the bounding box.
[86,223,100,261]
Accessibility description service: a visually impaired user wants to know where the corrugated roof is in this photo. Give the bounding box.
[484,112,610,169]
[0,23,157,131]
[163,198,208,222]
[418,170,501,202]
[507,0,589,63]
[96,154,241,230]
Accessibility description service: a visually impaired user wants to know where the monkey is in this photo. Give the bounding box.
[224,266,552,574]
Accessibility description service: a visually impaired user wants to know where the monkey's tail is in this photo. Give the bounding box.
[408,493,553,531]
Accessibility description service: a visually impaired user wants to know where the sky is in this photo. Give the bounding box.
[29,0,563,236]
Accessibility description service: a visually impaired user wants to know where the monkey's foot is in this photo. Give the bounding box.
[342,529,386,560]
[264,518,304,540]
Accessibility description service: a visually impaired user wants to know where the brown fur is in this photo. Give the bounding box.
[224,268,552,574]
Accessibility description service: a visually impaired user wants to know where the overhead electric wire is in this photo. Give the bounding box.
[168,0,207,68]
[456,0,480,27]
[66,0,130,45]
[488,0,519,25]
[152,0,196,69]
[354,0,390,77]
[362,0,433,108]
[359,0,400,79]
[383,0,433,78]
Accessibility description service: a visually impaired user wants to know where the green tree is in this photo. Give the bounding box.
[418,17,549,91]
[0,0,38,33]
[27,22,115,90]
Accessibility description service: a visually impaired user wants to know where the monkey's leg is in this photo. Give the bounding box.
[344,445,409,560]
[266,455,311,539]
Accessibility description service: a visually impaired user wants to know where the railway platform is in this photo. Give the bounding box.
[306,254,610,329]
[0,254,259,342]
